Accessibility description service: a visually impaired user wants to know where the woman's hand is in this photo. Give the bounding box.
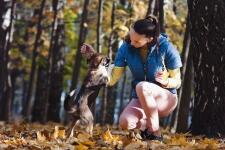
[155,71,169,87]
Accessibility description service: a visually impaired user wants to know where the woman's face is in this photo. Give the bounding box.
[129,28,153,48]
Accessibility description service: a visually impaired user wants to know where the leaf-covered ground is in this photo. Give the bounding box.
[0,122,224,150]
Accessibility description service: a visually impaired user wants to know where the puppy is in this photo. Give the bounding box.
[64,44,110,137]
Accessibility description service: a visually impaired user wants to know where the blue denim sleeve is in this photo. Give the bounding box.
[165,42,182,69]
[114,42,127,67]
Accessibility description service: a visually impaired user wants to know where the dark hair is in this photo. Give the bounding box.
[125,15,159,46]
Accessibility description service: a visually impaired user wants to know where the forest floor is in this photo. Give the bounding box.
[0,121,224,150]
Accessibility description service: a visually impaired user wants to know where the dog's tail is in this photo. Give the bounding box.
[64,90,78,114]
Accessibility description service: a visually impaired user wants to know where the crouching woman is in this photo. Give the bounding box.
[108,15,182,141]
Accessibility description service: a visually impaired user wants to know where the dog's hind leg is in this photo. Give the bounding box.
[86,120,93,135]
[66,120,77,138]
[80,106,94,135]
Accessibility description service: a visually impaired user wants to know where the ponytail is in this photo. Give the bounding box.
[144,15,160,48]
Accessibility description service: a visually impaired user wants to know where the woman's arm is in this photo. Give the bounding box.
[108,66,125,86]
[155,68,181,89]
[165,68,181,89]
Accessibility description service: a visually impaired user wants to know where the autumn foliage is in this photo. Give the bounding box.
[0,122,223,149]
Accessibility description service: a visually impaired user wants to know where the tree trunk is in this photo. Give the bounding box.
[10,69,19,115]
[92,0,104,120]
[177,53,193,132]
[106,87,117,124]
[96,0,104,53]
[101,1,116,124]
[171,16,192,131]
[146,0,153,17]
[119,0,126,5]
[22,77,28,114]
[153,0,164,33]
[176,16,192,133]
[153,0,159,16]
[159,0,165,33]
[45,0,62,122]
[188,0,225,137]
[71,0,90,90]
[105,38,119,124]
[24,0,46,120]
[20,9,37,116]
[47,22,65,122]
[101,87,108,124]
[0,0,9,120]
[173,0,177,15]
[32,63,48,123]
[108,1,116,60]
[0,0,15,121]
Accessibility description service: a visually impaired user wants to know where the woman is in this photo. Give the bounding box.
[108,15,182,141]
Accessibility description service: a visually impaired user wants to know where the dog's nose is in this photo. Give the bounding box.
[104,76,109,82]
[102,76,109,83]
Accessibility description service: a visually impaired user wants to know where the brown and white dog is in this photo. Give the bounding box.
[64,44,110,137]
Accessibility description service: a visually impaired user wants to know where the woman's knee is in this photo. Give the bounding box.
[159,95,178,117]
[136,81,155,96]
[119,115,137,130]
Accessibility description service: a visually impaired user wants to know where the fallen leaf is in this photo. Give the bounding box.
[75,142,88,150]
[124,141,144,150]
[53,126,65,139]
[77,133,91,142]
[36,131,46,141]
[77,133,95,147]
[102,128,121,145]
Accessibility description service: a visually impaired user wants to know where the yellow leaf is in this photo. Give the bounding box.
[53,126,65,139]
[166,134,193,147]
[92,126,102,136]
[102,128,114,141]
[102,128,121,145]
[198,138,219,150]
[27,27,36,34]
[77,133,91,142]
[75,143,88,150]
[44,11,54,19]
[115,9,128,16]
[40,49,49,57]
[77,133,95,147]
[43,40,50,48]
[58,128,66,139]
[82,140,95,147]
[124,141,144,150]
[58,10,64,19]
[37,131,46,141]
[116,25,129,38]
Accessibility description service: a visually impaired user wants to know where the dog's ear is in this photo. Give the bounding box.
[81,43,96,60]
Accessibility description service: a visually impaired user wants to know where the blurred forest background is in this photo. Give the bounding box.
[0,0,224,138]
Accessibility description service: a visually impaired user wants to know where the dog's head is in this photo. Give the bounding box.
[81,44,110,88]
